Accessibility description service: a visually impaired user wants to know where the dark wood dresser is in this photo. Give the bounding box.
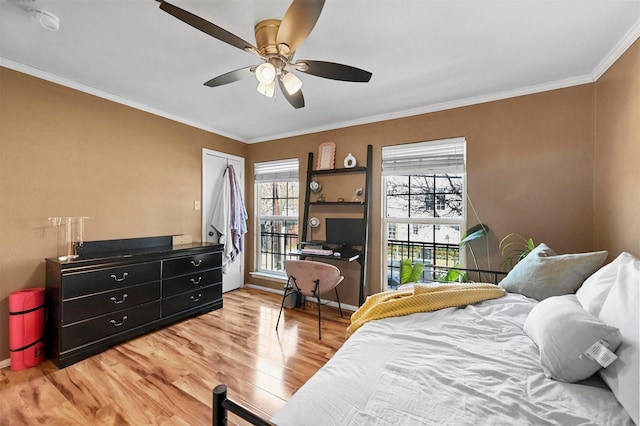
[45,237,224,368]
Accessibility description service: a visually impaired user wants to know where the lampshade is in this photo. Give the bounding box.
[255,62,276,84]
[257,81,275,98]
[282,71,303,95]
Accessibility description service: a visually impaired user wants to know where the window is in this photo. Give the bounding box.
[382,138,466,289]
[254,159,299,275]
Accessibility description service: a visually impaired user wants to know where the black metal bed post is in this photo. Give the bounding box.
[213,384,228,426]
[213,384,275,426]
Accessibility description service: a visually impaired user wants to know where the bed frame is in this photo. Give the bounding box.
[213,384,274,426]
[212,267,507,426]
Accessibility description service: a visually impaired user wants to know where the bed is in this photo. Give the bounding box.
[214,248,639,425]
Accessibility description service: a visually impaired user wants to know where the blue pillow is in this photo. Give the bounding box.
[499,243,607,301]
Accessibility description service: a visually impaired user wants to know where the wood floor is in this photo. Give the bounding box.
[0,288,352,425]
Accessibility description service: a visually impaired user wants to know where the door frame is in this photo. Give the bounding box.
[202,148,246,291]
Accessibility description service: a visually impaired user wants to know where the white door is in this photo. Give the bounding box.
[202,149,245,293]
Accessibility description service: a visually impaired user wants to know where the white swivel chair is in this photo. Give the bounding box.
[276,260,344,339]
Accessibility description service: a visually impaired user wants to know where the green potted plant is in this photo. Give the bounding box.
[400,258,425,284]
[499,233,536,271]
[460,223,489,271]
[457,223,490,281]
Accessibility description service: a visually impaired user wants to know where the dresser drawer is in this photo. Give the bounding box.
[162,252,222,278]
[162,268,222,298]
[162,284,222,317]
[62,282,161,325]
[60,301,161,352]
[62,261,161,299]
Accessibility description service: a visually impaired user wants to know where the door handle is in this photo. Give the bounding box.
[208,231,214,236]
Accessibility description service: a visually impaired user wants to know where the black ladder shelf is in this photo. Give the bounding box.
[300,144,372,306]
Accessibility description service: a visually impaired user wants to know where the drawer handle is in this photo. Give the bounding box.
[190,293,202,302]
[190,277,202,285]
[110,272,129,282]
[110,294,128,304]
[110,316,128,327]
[190,260,202,267]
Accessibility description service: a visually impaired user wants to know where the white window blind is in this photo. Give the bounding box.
[382,137,466,175]
[254,158,299,182]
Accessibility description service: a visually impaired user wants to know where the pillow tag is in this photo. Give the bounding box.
[583,339,618,368]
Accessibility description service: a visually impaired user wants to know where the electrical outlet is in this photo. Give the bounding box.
[194,200,201,211]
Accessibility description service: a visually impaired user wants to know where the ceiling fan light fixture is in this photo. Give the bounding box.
[255,62,276,84]
[257,81,275,98]
[282,71,303,95]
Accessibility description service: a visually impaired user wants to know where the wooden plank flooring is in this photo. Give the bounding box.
[0,288,352,425]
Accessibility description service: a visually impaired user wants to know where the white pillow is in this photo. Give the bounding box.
[577,252,635,316]
[499,243,608,301]
[598,254,640,425]
[524,294,622,383]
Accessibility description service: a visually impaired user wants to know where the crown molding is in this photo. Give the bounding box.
[0,58,248,143]
[243,74,594,143]
[4,13,637,147]
[591,16,640,81]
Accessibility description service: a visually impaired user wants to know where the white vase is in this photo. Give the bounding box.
[344,153,357,168]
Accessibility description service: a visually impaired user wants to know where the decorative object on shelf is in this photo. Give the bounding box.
[317,142,336,170]
[353,187,364,202]
[310,180,322,193]
[344,153,357,168]
[48,216,88,261]
[308,216,320,241]
[316,193,325,202]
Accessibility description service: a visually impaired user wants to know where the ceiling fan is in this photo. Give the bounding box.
[156,0,373,109]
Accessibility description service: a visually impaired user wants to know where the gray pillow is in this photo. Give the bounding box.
[524,294,622,383]
[498,243,607,301]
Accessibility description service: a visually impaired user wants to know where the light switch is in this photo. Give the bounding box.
[194,200,201,211]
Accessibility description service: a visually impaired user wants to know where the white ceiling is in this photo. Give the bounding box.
[1,1,639,143]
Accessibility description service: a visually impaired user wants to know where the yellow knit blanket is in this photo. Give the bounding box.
[346,283,505,337]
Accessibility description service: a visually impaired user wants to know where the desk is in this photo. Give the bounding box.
[289,250,360,262]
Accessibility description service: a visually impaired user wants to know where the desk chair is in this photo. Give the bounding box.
[276,260,344,339]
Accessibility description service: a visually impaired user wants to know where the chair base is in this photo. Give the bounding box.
[275,288,343,340]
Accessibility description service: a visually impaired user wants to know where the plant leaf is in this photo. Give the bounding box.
[400,258,413,284]
[461,224,489,245]
[408,262,424,283]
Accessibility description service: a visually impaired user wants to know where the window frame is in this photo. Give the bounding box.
[254,159,299,277]
[381,138,467,289]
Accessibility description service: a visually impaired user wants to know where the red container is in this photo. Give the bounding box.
[9,288,46,370]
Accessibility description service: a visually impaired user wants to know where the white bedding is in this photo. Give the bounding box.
[272,293,633,425]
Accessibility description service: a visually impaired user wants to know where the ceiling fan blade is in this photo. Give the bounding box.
[278,78,305,109]
[276,0,325,54]
[158,1,259,54]
[204,66,255,87]
[294,60,372,82]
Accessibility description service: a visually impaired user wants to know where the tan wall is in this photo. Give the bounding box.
[246,84,597,306]
[594,39,640,259]
[0,67,246,362]
[1,40,636,363]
